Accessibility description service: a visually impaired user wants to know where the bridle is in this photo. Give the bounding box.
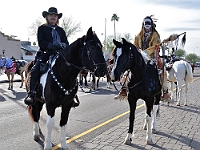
[60,40,106,72]
[50,39,106,96]
[114,46,148,89]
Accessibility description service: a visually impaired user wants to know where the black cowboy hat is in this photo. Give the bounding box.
[42,7,62,19]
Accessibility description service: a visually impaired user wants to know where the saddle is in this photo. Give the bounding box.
[39,54,59,75]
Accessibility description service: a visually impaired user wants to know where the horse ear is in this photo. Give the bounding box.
[86,27,93,39]
[113,39,121,47]
[122,38,127,44]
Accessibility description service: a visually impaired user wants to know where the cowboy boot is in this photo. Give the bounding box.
[114,87,127,100]
[72,95,80,108]
[24,62,40,106]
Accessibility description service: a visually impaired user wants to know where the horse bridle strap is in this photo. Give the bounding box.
[83,41,106,69]
[49,68,77,95]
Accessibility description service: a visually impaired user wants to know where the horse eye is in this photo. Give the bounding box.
[90,46,96,51]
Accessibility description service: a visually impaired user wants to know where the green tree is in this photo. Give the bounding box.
[175,49,186,58]
[111,14,119,39]
[185,53,200,63]
[103,34,122,52]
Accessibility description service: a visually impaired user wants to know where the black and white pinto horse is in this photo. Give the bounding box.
[111,38,161,145]
[165,59,193,106]
[26,27,107,150]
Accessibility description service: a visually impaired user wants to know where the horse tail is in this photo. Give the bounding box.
[27,106,34,123]
[185,61,193,83]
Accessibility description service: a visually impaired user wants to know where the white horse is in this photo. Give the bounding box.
[166,60,193,106]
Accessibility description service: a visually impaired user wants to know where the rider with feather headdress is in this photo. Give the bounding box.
[115,15,171,101]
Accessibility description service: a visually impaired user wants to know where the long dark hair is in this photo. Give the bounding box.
[142,16,157,33]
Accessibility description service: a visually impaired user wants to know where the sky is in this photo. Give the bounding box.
[1,0,200,55]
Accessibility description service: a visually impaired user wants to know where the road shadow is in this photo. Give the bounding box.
[0,94,6,102]
[156,131,200,149]
[164,104,199,115]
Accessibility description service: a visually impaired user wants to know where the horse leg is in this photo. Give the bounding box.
[20,72,24,88]
[124,95,136,145]
[28,101,44,141]
[144,97,154,144]
[59,102,73,150]
[44,106,56,150]
[107,74,111,88]
[168,82,174,106]
[91,74,96,90]
[152,93,161,134]
[184,81,189,106]
[176,81,182,106]
[79,74,83,88]
[11,74,14,89]
[143,101,147,130]
[7,74,11,90]
[97,77,100,89]
[84,76,88,87]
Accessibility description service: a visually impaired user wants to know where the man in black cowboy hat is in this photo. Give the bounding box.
[24,7,79,106]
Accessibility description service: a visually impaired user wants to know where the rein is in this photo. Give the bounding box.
[129,67,147,89]
[49,39,105,96]
[119,47,148,90]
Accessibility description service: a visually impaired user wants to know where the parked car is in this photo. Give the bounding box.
[195,62,200,67]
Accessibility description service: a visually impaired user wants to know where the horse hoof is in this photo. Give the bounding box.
[176,103,180,106]
[124,139,132,145]
[143,125,147,130]
[146,139,153,145]
[152,129,157,134]
[184,103,188,106]
[20,86,22,88]
[34,135,40,141]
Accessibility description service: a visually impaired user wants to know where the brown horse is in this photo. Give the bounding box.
[0,56,28,90]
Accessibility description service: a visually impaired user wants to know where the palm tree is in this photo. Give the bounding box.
[111,14,119,39]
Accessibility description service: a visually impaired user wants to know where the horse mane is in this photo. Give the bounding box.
[126,40,147,68]
[26,60,34,73]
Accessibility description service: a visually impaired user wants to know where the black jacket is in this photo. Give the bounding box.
[37,24,69,52]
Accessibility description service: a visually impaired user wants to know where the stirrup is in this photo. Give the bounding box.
[72,95,80,108]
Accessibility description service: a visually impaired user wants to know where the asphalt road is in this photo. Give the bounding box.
[0,67,199,150]
[0,76,145,150]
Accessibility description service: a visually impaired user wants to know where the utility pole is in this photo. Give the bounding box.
[104,18,107,50]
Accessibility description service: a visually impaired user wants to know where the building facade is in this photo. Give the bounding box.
[0,31,21,59]
[21,41,38,62]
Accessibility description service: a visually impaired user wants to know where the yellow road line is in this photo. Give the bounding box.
[52,104,144,149]
[52,76,200,149]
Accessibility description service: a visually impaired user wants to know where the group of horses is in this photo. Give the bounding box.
[0,27,194,149]
[0,56,28,90]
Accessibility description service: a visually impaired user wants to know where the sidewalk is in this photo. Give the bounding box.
[79,78,200,150]
[0,73,22,83]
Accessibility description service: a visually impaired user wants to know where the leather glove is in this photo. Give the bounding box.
[53,41,63,50]
[61,42,67,49]
[47,42,56,52]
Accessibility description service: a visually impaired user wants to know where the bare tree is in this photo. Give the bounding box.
[28,16,81,41]
[123,33,133,42]
[61,16,81,38]
[28,17,43,38]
